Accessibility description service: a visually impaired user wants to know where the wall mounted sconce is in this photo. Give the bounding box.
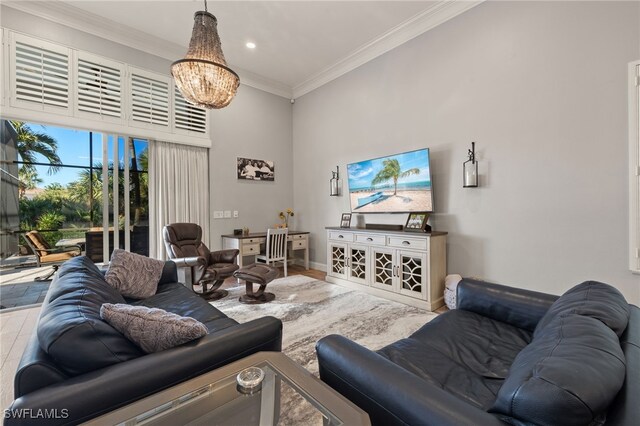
[463,142,478,188]
[330,166,340,196]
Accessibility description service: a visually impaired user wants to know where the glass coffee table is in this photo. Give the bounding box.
[85,352,370,426]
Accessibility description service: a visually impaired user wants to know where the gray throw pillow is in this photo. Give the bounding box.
[100,303,208,353]
[105,249,164,299]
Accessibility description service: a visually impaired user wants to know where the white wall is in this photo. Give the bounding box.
[209,85,293,250]
[293,1,640,303]
[1,6,169,76]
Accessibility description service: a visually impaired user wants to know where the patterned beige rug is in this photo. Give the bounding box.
[212,275,437,424]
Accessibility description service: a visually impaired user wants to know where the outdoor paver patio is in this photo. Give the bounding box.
[0,259,52,309]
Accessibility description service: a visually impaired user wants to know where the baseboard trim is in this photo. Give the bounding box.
[293,259,327,272]
[325,276,442,311]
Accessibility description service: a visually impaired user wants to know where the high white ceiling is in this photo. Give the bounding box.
[5,1,480,97]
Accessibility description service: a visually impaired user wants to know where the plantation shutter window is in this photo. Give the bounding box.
[173,86,208,135]
[4,29,210,144]
[129,69,170,130]
[75,53,124,122]
[10,33,71,114]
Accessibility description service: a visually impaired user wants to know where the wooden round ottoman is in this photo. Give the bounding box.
[233,264,279,304]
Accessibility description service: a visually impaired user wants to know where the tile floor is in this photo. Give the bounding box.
[0,265,53,309]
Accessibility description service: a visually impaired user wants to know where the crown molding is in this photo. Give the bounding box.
[1,0,293,98]
[292,0,484,99]
[235,69,292,99]
[2,0,186,59]
[3,0,481,101]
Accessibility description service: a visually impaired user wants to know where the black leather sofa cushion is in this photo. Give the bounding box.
[37,256,144,376]
[491,314,626,426]
[457,278,559,332]
[130,282,239,334]
[377,309,532,410]
[534,280,630,338]
[605,305,640,425]
[130,281,228,324]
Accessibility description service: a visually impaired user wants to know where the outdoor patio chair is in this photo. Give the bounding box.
[23,231,82,281]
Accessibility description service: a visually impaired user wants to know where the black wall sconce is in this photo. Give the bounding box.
[463,142,478,188]
[330,166,340,196]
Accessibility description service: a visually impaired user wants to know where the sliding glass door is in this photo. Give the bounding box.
[0,120,148,264]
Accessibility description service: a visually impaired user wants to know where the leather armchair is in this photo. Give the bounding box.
[163,223,239,300]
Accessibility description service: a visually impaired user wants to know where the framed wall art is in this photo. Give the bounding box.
[237,157,275,181]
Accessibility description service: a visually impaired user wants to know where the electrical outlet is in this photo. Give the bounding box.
[213,211,223,219]
[224,210,231,218]
[233,210,239,218]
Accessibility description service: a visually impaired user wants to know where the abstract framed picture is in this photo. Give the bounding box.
[237,157,275,181]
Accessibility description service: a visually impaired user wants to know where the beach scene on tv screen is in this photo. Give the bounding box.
[347,149,433,213]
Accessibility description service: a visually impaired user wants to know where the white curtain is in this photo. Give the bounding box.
[148,140,210,260]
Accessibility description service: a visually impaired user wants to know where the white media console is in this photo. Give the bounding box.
[325,227,447,311]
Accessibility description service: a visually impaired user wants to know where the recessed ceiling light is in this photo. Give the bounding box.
[246,42,256,49]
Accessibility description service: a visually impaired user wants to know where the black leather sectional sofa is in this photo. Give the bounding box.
[6,256,282,425]
[317,279,639,426]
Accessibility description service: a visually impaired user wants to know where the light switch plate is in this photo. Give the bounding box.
[224,210,231,218]
[213,211,223,219]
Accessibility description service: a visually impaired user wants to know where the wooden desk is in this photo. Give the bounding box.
[221,231,310,270]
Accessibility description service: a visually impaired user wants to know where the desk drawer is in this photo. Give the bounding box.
[328,231,353,242]
[290,234,307,240]
[243,237,265,244]
[387,236,428,250]
[354,233,385,245]
[291,240,307,250]
[242,244,261,255]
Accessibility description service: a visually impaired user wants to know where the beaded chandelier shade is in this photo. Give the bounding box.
[171,5,240,109]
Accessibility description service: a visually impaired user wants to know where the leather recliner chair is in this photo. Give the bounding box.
[163,223,239,300]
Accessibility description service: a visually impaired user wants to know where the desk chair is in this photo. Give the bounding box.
[23,231,82,281]
[163,223,239,300]
[256,228,288,277]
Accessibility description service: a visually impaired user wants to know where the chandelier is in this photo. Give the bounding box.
[171,0,240,109]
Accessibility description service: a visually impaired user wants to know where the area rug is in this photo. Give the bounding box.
[211,275,437,424]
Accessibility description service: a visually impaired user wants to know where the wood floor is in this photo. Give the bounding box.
[0,306,40,410]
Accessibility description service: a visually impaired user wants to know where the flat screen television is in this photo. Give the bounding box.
[347,148,433,213]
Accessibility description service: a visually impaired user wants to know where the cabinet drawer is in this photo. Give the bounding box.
[387,236,428,250]
[328,231,353,242]
[291,240,307,250]
[243,237,265,244]
[242,244,261,255]
[354,233,386,245]
[290,234,307,240]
